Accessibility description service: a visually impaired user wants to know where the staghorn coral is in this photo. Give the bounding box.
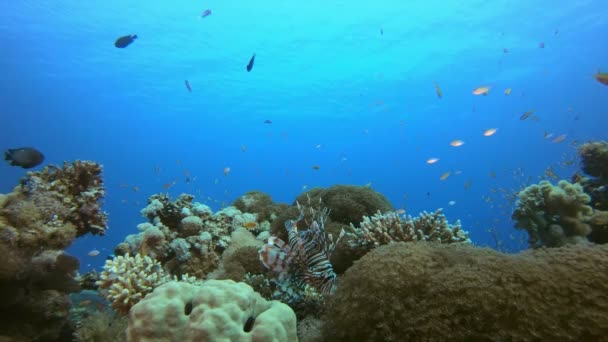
[97,253,169,315]
[126,280,298,342]
[512,180,593,247]
[347,209,470,252]
[323,242,608,341]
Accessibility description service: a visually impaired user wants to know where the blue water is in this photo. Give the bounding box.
[1,0,607,273]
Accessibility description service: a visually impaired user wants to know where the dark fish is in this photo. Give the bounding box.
[263,119,272,124]
[201,9,212,18]
[380,28,383,35]
[114,35,137,48]
[4,147,44,169]
[185,80,192,92]
[246,53,255,72]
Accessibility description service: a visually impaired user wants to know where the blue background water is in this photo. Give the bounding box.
[1,0,607,272]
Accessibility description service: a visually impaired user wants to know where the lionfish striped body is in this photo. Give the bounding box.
[259,210,344,296]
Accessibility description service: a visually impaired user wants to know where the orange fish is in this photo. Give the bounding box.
[433,81,442,99]
[79,300,92,307]
[223,167,231,176]
[552,134,567,143]
[450,140,465,147]
[472,86,490,96]
[242,222,257,229]
[504,88,512,95]
[595,72,608,86]
[440,171,451,181]
[312,165,320,170]
[483,128,497,136]
[426,158,440,164]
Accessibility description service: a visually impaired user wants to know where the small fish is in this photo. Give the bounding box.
[433,81,442,99]
[88,249,100,257]
[200,9,212,18]
[489,171,496,178]
[4,147,44,169]
[464,180,472,190]
[426,158,439,164]
[223,167,231,176]
[472,86,490,96]
[504,88,512,95]
[163,181,175,190]
[312,165,320,171]
[380,28,383,35]
[503,48,509,53]
[79,300,92,307]
[185,80,192,92]
[520,110,534,120]
[440,171,451,181]
[595,71,608,86]
[483,128,497,137]
[450,140,465,147]
[539,42,545,48]
[246,54,256,72]
[552,134,567,144]
[263,119,272,124]
[448,200,456,206]
[132,186,139,192]
[114,35,137,48]
[315,144,322,149]
[395,209,406,215]
[544,131,554,139]
[302,184,308,190]
[241,144,246,152]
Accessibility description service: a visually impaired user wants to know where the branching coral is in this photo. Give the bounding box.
[97,253,169,315]
[512,180,593,247]
[347,209,470,252]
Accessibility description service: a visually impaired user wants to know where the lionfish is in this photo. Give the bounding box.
[259,202,344,298]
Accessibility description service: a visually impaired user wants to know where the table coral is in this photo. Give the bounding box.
[347,209,470,252]
[323,242,608,341]
[127,280,298,342]
[512,180,593,247]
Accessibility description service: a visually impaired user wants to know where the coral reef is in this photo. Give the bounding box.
[97,253,169,315]
[512,180,593,247]
[323,242,608,341]
[578,141,608,182]
[233,191,288,223]
[294,185,393,227]
[127,280,298,341]
[73,310,128,342]
[0,161,106,341]
[347,209,470,253]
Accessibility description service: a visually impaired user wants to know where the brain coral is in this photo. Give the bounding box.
[127,280,298,342]
[323,242,608,341]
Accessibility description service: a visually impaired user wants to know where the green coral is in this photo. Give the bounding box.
[512,180,593,247]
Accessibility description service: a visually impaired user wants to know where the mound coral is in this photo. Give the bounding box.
[578,141,608,182]
[323,242,608,341]
[127,280,298,341]
[512,180,593,247]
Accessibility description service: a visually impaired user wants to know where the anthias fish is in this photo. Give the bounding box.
[246,54,256,72]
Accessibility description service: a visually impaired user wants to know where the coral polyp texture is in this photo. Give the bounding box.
[323,242,608,341]
[512,180,593,247]
[97,253,169,315]
[347,209,470,251]
[0,160,106,341]
[126,280,298,342]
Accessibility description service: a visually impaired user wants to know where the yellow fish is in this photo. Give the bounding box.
[504,88,512,95]
[595,71,608,86]
[440,171,451,181]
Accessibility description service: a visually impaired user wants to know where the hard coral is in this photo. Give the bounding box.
[579,141,608,182]
[127,280,298,342]
[347,209,470,252]
[512,180,593,247]
[323,242,608,341]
